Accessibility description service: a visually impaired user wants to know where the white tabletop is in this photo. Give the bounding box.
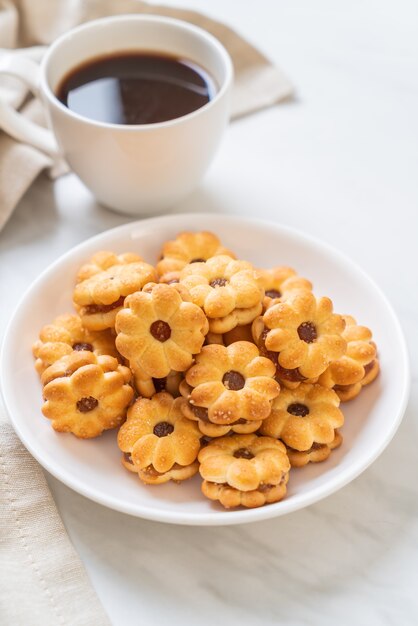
[2,0,418,624]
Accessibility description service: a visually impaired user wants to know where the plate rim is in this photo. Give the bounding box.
[0,213,411,525]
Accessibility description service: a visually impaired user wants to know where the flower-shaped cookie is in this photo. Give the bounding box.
[286,431,343,467]
[182,341,280,428]
[117,392,201,484]
[252,316,315,389]
[258,266,312,310]
[259,383,344,453]
[199,434,290,508]
[179,255,264,333]
[41,350,119,386]
[76,250,143,282]
[259,291,347,379]
[318,315,379,401]
[180,380,262,437]
[32,312,119,375]
[157,231,235,280]
[115,283,208,379]
[42,352,133,438]
[73,260,157,331]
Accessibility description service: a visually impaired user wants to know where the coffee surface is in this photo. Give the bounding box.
[57,52,216,125]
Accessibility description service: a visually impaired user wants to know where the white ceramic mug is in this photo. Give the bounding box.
[0,15,233,215]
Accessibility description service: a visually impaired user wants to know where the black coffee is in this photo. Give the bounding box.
[56,52,217,125]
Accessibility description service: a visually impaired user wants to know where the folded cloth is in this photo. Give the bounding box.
[0,398,111,626]
[0,0,293,232]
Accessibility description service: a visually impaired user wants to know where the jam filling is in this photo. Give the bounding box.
[233,448,254,460]
[265,289,282,299]
[76,396,98,413]
[287,442,326,454]
[275,361,306,382]
[210,277,228,288]
[190,404,211,422]
[258,483,275,493]
[141,465,163,477]
[297,321,317,343]
[152,377,167,392]
[84,296,125,315]
[333,384,355,392]
[333,385,354,391]
[150,320,171,342]
[141,462,183,477]
[72,342,93,352]
[153,421,174,437]
[363,360,376,375]
[287,402,309,417]
[222,370,245,391]
[260,328,306,382]
[261,329,270,344]
[310,442,326,451]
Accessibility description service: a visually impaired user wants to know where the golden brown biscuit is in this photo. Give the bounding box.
[157,231,235,279]
[179,380,262,437]
[32,312,119,375]
[41,350,118,386]
[256,291,346,380]
[331,362,380,401]
[181,341,279,434]
[118,392,201,484]
[199,434,290,508]
[258,266,312,310]
[318,315,379,401]
[141,280,191,301]
[115,283,208,379]
[286,431,343,467]
[76,251,144,283]
[179,255,264,333]
[125,462,199,484]
[361,358,380,386]
[73,260,157,331]
[42,352,133,438]
[260,383,344,453]
[252,316,317,389]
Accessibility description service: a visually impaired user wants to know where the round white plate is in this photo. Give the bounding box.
[1,214,410,525]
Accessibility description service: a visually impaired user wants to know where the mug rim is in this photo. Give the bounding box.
[40,14,234,131]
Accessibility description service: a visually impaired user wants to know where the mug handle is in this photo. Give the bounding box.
[0,53,60,157]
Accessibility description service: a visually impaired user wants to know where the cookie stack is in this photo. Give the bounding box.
[33,231,379,509]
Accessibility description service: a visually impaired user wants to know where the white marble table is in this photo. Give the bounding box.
[2,0,418,624]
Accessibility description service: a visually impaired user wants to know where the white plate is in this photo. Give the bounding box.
[1,214,410,525]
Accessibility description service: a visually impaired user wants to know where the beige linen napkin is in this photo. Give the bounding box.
[0,400,111,626]
[0,0,293,231]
